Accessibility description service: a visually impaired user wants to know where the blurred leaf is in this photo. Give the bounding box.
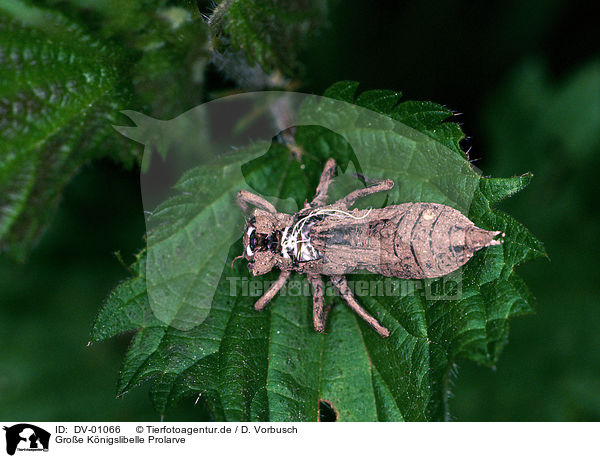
[0,0,210,260]
[481,58,598,254]
[92,82,544,420]
[208,0,327,81]
[40,0,210,118]
[0,1,137,260]
[126,3,209,118]
[452,59,599,421]
[484,59,600,173]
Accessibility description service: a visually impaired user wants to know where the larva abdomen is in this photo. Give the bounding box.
[312,203,502,279]
[390,202,501,278]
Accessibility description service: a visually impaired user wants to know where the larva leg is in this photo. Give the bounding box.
[237,190,277,214]
[308,274,328,332]
[330,275,390,337]
[255,270,291,311]
[310,158,337,207]
[335,179,394,209]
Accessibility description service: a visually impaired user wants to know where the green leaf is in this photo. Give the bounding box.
[208,0,327,78]
[0,0,209,260]
[93,83,544,420]
[453,59,599,421]
[0,1,136,260]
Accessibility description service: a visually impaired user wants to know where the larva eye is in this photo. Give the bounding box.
[246,226,255,256]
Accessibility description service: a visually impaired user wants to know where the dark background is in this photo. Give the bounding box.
[1,0,598,420]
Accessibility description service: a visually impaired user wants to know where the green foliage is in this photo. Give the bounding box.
[91,82,544,420]
[484,59,600,173]
[0,0,208,260]
[0,0,591,424]
[453,59,600,420]
[208,0,327,79]
[0,1,135,260]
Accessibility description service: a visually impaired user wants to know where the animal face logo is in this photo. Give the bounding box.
[3,424,50,455]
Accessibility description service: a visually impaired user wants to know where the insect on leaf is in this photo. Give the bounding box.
[92,84,545,421]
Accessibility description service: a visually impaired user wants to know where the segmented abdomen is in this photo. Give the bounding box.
[387,202,474,278]
[311,203,499,279]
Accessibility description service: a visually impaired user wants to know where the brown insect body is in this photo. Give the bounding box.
[309,203,500,279]
[237,159,502,338]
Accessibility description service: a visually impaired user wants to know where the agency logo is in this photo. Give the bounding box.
[3,424,50,455]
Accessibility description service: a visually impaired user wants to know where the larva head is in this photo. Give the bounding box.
[243,210,281,276]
